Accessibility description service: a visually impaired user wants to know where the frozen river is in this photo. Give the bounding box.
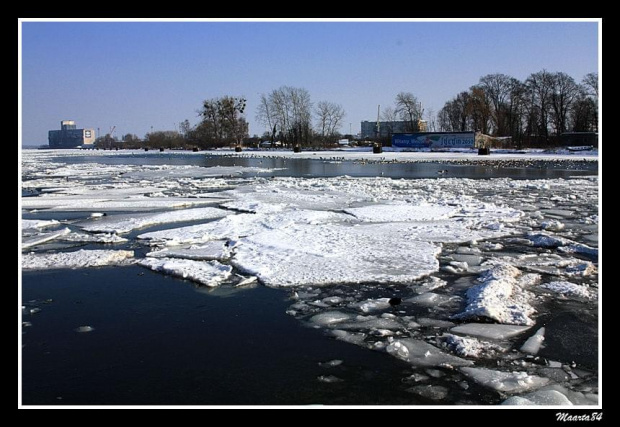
[20,149,599,406]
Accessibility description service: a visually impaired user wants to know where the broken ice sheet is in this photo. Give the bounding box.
[22,249,134,270]
[138,258,232,287]
[80,207,230,234]
[146,240,232,261]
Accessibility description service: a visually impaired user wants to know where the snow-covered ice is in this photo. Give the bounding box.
[22,228,71,249]
[452,264,535,325]
[438,333,506,358]
[541,281,591,298]
[146,241,232,261]
[343,204,456,222]
[81,207,230,234]
[460,367,549,393]
[21,219,60,230]
[138,258,232,287]
[22,249,134,269]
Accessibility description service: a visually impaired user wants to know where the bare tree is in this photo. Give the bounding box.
[549,72,579,135]
[583,72,599,99]
[479,73,521,136]
[525,70,554,142]
[395,92,422,132]
[380,106,398,135]
[256,86,313,145]
[197,96,248,147]
[315,101,345,139]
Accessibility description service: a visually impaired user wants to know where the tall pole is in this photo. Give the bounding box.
[376,104,381,139]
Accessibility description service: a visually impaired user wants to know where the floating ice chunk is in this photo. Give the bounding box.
[344,204,456,222]
[138,258,232,287]
[460,367,548,393]
[438,333,506,358]
[81,207,230,234]
[526,232,568,248]
[517,273,542,288]
[146,241,231,261]
[351,298,392,313]
[318,359,343,368]
[386,339,473,367]
[520,327,545,355]
[411,276,448,294]
[541,281,591,298]
[502,390,573,406]
[75,326,95,333]
[234,275,258,287]
[232,223,442,287]
[406,384,449,401]
[416,318,455,328]
[452,264,535,325]
[406,293,459,307]
[558,243,598,259]
[61,232,128,244]
[22,228,71,249]
[335,316,404,331]
[328,329,367,346]
[450,323,532,340]
[541,220,565,231]
[565,262,597,277]
[317,375,344,383]
[308,311,354,327]
[481,242,503,251]
[22,249,134,270]
[21,219,60,230]
[539,384,598,405]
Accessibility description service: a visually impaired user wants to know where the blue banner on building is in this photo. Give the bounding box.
[392,132,475,149]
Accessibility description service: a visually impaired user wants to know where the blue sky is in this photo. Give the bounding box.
[20,20,599,145]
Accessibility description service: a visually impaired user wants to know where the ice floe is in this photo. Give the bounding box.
[520,327,545,355]
[138,258,232,287]
[541,281,591,298]
[22,249,134,269]
[81,207,230,234]
[146,240,232,261]
[452,264,536,325]
[343,204,456,222]
[502,389,572,406]
[460,367,548,393]
[437,333,506,358]
[21,219,60,230]
[385,338,473,367]
[22,228,71,249]
[450,323,532,340]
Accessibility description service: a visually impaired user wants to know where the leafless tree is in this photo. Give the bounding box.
[583,72,599,99]
[395,92,422,132]
[380,106,398,134]
[549,72,579,135]
[525,70,554,142]
[315,101,345,139]
[256,86,313,145]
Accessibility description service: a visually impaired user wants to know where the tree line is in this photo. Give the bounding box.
[95,86,347,150]
[437,71,598,146]
[94,71,597,150]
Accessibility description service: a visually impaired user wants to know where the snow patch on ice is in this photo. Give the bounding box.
[22,228,71,249]
[138,258,232,287]
[146,241,231,261]
[21,219,60,230]
[438,333,506,358]
[344,204,456,222]
[22,249,134,269]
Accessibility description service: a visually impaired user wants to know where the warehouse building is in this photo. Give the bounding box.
[48,120,96,148]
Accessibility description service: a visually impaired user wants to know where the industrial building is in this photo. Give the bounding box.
[360,120,428,139]
[48,120,96,148]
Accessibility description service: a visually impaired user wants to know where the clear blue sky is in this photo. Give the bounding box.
[20,20,599,145]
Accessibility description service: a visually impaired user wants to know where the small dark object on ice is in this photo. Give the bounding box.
[389,297,402,306]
